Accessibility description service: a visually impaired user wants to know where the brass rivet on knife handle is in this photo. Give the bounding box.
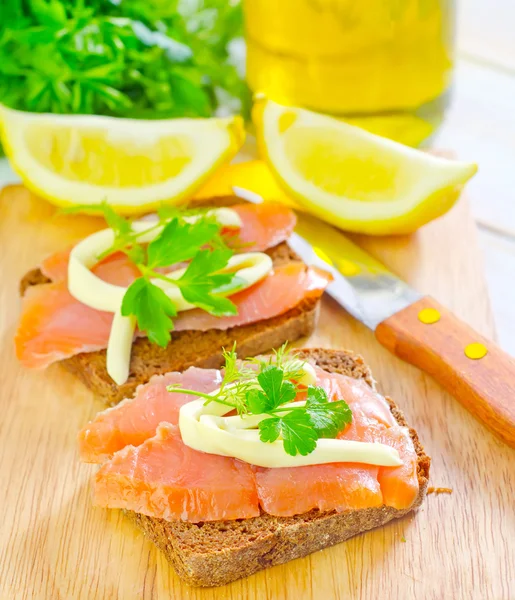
[418,307,441,324]
[465,343,488,360]
[375,295,515,448]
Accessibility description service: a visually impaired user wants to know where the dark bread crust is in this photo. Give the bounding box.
[126,348,431,587]
[20,267,50,294]
[19,198,320,406]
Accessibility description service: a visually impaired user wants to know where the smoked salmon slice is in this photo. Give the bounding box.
[15,283,113,369]
[173,263,330,332]
[40,247,74,283]
[15,252,141,369]
[254,463,383,517]
[38,202,296,283]
[16,263,330,369]
[377,426,419,510]
[88,365,419,521]
[228,203,296,251]
[316,368,419,509]
[94,423,260,522]
[314,369,397,429]
[79,367,222,463]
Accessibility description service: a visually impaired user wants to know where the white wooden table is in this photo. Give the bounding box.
[1,1,513,354]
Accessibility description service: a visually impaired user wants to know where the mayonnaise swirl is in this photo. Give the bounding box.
[67,208,273,385]
[178,363,403,468]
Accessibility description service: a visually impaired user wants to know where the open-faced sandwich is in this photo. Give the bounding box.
[78,346,430,587]
[15,198,331,405]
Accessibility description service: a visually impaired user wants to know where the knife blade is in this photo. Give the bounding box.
[289,216,422,330]
[233,186,515,448]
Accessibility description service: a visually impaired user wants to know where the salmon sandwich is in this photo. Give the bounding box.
[79,346,430,587]
[15,198,331,405]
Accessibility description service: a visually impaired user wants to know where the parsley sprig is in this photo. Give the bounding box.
[168,345,353,456]
[74,202,242,347]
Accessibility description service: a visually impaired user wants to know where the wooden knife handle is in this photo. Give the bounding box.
[375,296,515,448]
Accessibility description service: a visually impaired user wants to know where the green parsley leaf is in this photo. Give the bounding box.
[96,202,136,259]
[247,365,297,413]
[101,202,132,238]
[176,248,238,316]
[121,278,177,347]
[259,412,318,456]
[305,386,353,438]
[94,205,243,347]
[209,275,247,296]
[245,389,268,414]
[147,217,221,268]
[257,416,281,443]
[183,290,237,317]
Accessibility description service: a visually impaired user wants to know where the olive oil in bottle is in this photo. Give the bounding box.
[244,0,454,145]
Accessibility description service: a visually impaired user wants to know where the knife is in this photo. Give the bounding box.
[233,186,515,447]
[285,210,515,448]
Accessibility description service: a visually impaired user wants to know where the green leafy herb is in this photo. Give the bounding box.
[259,411,318,457]
[190,344,259,413]
[147,218,221,268]
[81,202,239,346]
[0,0,248,128]
[98,201,137,260]
[121,277,177,346]
[219,344,257,385]
[247,344,308,384]
[246,366,297,413]
[175,248,238,316]
[168,345,354,456]
[304,386,353,438]
[255,379,352,456]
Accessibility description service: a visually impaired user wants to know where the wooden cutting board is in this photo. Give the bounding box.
[0,185,513,600]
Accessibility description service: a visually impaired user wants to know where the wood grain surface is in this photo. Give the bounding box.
[1,185,514,600]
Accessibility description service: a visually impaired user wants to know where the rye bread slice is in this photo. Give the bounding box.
[125,348,431,587]
[19,198,319,406]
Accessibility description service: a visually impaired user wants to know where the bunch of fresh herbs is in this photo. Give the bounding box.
[0,0,248,119]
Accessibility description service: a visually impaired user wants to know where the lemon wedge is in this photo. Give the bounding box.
[253,97,478,235]
[0,106,244,214]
